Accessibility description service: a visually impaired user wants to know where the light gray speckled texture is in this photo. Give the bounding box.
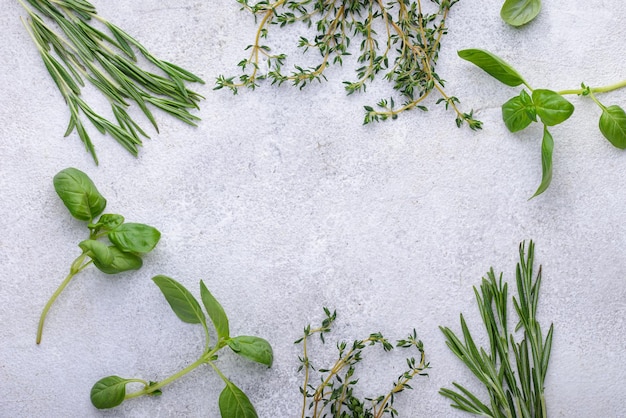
[1,0,625,417]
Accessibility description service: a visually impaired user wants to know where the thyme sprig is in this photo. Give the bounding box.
[440,241,554,417]
[216,0,481,128]
[19,0,204,164]
[296,308,429,417]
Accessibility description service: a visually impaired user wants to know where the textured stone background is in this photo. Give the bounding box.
[1,0,625,416]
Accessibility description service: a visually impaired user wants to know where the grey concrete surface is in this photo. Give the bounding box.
[1,0,625,416]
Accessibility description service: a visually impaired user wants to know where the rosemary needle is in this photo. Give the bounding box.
[19,0,204,164]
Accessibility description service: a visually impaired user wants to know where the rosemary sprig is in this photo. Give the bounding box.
[216,0,482,128]
[296,308,429,417]
[19,0,204,164]
[440,241,554,417]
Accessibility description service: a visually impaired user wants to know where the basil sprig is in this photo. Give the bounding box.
[91,276,272,417]
[37,167,160,344]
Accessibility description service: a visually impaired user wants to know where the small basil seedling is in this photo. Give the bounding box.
[37,167,160,344]
[91,276,272,417]
[460,48,626,197]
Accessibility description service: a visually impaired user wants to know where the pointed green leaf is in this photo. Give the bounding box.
[599,105,626,149]
[53,168,106,221]
[219,381,259,418]
[108,223,161,254]
[531,126,554,198]
[227,336,273,367]
[501,0,542,27]
[532,89,574,126]
[152,275,206,325]
[458,49,526,87]
[200,281,230,340]
[90,376,131,409]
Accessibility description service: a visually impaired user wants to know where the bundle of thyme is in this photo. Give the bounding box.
[19,0,204,164]
[216,0,481,127]
[296,308,429,417]
[440,241,554,417]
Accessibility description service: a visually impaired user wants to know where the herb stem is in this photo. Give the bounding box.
[125,354,207,400]
[124,341,224,399]
[36,252,92,344]
[558,79,626,96]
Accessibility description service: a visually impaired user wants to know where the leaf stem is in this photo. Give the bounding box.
[558,79,626,96]
[36,252,92,344]
[125,341,225,399]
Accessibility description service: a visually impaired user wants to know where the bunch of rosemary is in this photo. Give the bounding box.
[19,0,204,164]
[440,241,554,417]
[216,0,481,127]
[296,308,429,418]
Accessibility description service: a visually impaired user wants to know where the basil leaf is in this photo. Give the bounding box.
[97,214,125,231]
[501,0,541,27]
[599,105,626,149]
[99,246,143,274]
[80,240,143,274]
[200,281,230,340]
[531,126,554,198]
[152,275,206,325]
[53,167,106,221]
[79,239,114,267]
[502,94,534,132]
[219,380,258,418]
[532,89,574,126]
[227,336,273,367]
[108,223,161,254]
[458,49,526,87]
[90,376,130,409]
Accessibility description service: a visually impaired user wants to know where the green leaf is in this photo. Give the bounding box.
[502,94,534,132]
[531,126,554,198]
[108,223,161,254]
[532,89,574,126]
[101,246,143,273]
[80,240,143,273]
[219,380,259,418]
[458,49,526,87]
[227,336,273,367]
[96,214,125,231]
[501,0,541,26]
[53,167,106,221]
[200,281,230,340]
[90,376,130,409]
[79,239,113,266]
[152,275,206,325]
[599,105,626,149]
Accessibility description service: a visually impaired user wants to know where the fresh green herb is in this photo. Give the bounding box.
[500,0,541,26]
[37,167,160,344]
[91,275,272,417]
[216,0,481,128]
[19,0,204,164]
[296,308,428,417]
[460,48,626,197]
[440,240,554,417]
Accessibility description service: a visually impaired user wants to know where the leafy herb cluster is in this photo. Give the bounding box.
[91,276,272,417]
[459,48,626,197]
[19,0,204,163]
[37,167,161,344]
[216,0,482,128]
[296,308,429,417]
[440,241,553,417]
